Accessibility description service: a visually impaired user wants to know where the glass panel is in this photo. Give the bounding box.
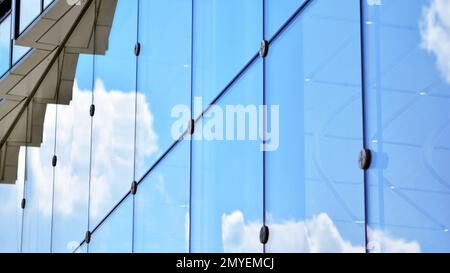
[22,104,56,253]
[0,147,26,253]
[19,0,41,33]
[12,45,30,66]
[193,0,262,109]
[88,196,133,253]
[134,141,190,253]
[191,59,263,253]
[44,0,54,9]
[12,45,31,66]
[51,54,92,253]
[135,0,191,179]
[365,0,450,253]
[89,0,137,229]
[266,0,365,253]
[0,14,11,76]
[265,0,306,39]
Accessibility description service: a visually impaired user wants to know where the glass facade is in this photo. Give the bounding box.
[1,0,450,254]
[0,13,11,75]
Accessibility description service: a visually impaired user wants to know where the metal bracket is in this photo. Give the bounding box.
[259,40,269,58]
[90,104,95,117]
[259,225,270,245]
[85,231,92,244]
[131,181,138,195]
[188,119,195,135]
[359,148,372,170]
[52,155,58,168]
[135,42,141,56]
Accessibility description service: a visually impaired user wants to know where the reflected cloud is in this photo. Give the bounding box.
[367,229,420,253]
[29,80,158,219]
[185,212,190,253]
[420,0,450,83]
[222,211,421,253]
[0,147,25,231]
[222,211,261,253]
[155,174,173,205]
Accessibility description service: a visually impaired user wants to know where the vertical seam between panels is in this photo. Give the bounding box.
[20,106,29,253]
[132,0,140,254]
[49,53,62,253]
[262,0,267,254]
[86,0,98,253]
[189,0,195,254]
[9,12,13,69]
[359,0,370,254]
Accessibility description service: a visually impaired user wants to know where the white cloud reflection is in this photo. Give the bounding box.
[222,211,421,253]
[420,0,450,83]
[29,80,158,220]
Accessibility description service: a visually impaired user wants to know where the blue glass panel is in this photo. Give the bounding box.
[191,59,263,253]
[89,0,137,230]
[265,0,306,39]
[266,0,365,253]
[0,14,11,76]
[193,0,262,109]
[365,0,450,253]
[134,141,190,253]
[0,147,25,253]
[12,45,30,66]
[51,54,92,253]
[19,0,41,33]
[88,196,133,253]
[22,104,56,253]
[44,0,54,9]
[135,0,191,179]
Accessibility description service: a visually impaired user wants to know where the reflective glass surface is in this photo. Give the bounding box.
[2,0,450,254]
[135,0,192,179]
[0,147,25,253]
[44,0,54,9]
[265,0,306,39]
[364,0,450,253]
[191,60,263,253]
[22,104,56,253]
[266,0,365,253]
[134,141,190,253]
[0,14,11,76]
[193,0,262,109]
[89,0,137,230]
[12,45,30,66]
[19,0,41,33]
[88,196,133,253]
[51,54,92,253]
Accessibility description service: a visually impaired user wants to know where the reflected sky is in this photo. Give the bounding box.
[1,0,450,253]
[0,14,11,76]
[266,0,366,253]
[365,0,450,253]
